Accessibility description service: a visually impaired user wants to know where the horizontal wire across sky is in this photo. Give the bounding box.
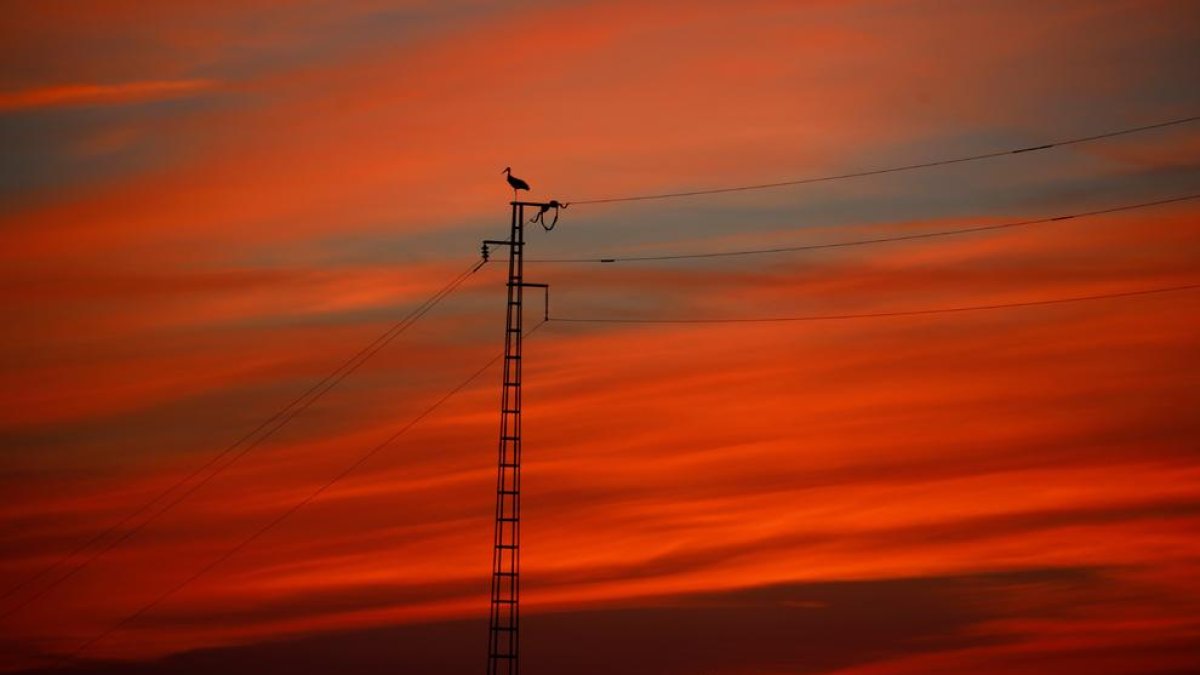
[528,193,1200,264]
[565,115,1200,205]
[548,284,1200,324]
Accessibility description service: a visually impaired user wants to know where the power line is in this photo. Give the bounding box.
[529,193,1200,264]
[59,320,547,663]
[0,260,486,621]
[548,283,1200,324]
[567,115,1200,205]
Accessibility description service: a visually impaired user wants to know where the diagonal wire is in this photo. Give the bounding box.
[0,259,487,620]
[528,193,1200,264]
[58,320,547,663]
[548,283,1200,324]
[567,115,1200,205]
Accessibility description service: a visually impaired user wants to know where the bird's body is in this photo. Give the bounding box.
[503,167,530,199]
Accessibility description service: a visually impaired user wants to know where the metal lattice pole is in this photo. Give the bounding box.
[482,200,551,675]
[487,202,525,675]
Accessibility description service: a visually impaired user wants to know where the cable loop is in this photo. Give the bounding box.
[530,200,568,230]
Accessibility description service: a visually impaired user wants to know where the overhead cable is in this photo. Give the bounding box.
[548,283,1200,324]
[567,115,1200,205]
[529,193,1200,264]
[0,260,486,620]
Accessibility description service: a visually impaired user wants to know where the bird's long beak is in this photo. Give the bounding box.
[501,167,510,173]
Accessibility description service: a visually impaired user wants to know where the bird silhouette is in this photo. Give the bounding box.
[503,167,530,200]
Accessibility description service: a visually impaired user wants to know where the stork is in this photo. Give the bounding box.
[502,166,530,200]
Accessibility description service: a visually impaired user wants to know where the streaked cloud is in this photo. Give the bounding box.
[1,0,1198,672]
[0,80,217,112]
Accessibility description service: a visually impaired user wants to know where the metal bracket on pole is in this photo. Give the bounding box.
[518,283,550,321]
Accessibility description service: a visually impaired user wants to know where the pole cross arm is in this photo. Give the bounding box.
[481,239,521,263]
[517,283,550,320]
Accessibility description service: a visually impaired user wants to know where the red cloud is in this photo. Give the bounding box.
[0,80,217,111]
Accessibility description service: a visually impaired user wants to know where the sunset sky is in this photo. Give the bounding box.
[2,1,1199,673]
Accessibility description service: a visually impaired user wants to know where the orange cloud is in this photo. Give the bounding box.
[0,80,217,111]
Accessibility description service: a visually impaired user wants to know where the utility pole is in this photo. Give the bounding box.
[483,201,550,675]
